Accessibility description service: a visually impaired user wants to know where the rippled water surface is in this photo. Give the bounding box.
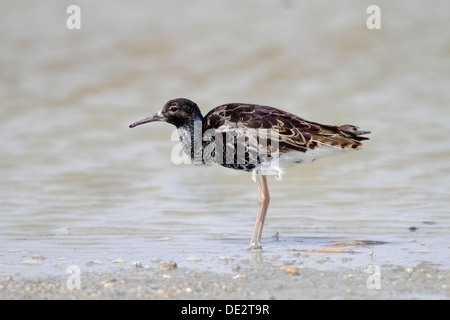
[0,0,449,280]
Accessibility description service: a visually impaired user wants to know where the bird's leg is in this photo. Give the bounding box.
[248,174,270,250]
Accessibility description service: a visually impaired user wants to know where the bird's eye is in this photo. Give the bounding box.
[169,106,178,112]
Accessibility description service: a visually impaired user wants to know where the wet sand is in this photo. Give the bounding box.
[1,257,448,300]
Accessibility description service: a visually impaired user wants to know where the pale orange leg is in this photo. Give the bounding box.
[248,174,270,250]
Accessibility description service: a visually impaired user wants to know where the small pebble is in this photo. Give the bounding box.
[158,261,177,271]
[86,260,103,267]
[273,263,284,268]
[32,254,46,260]
[102,282,114,288]
[21,259,42,265]
[316,258,327,264]
[219,256,233,261]
[112,258,125,264]
[284,266,300,275]
[186,256,202,263]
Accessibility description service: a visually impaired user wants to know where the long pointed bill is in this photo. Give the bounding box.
[129,111,164,128]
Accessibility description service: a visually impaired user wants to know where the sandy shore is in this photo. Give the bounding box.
[1,260,448,300]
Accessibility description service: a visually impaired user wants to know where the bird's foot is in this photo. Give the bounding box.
[247,242,262,251]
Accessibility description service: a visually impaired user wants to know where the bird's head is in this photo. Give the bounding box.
[129,98,203,128]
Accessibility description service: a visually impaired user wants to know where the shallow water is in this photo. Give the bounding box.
[1,0,449,282]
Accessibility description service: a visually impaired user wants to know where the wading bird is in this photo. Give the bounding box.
[129,98,370,249]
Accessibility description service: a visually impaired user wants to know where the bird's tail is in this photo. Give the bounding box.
[338,125,371,141]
